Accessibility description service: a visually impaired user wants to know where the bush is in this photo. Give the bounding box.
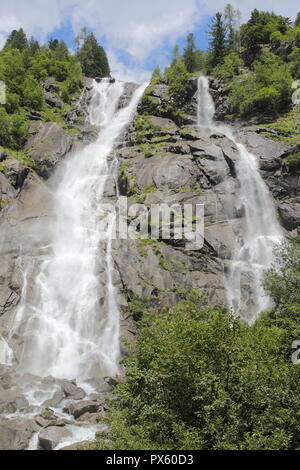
[0,108,28,149]
[21,76,44,109]
[213,52,243,81]
[94,288,300,450]
[165,60,191,108]
[229,52,293,116]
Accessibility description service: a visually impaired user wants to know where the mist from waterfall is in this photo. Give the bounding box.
[197,76,283,322]
[10,79,146,380]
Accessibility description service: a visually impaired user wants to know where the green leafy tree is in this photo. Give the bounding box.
[229,52,292,116]
[5,28,28,51]
[241,10,290,64]
[208,13,227,69]
[263,237,300,319]
[213,52,243,81]
[171,44,180,66]
[77,33,110,78]
[224,3,241,52]
[150,66,162,85]
[165,60,190,108]
[50,40,69,61]
[94,290,300,450]
[183,33,197,73]
[21,76,44,110]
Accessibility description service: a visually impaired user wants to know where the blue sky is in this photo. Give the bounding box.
[46,13,212,82]
[0,0,298,83]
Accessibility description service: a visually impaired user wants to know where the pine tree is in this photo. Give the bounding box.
[295,12,300,27]
[151,66,162,84]
[208,13,227,68]
[5,28,28,51]
[183,33,197,73]
[224,3,241,52]
[77,33,110,78]
[171,44,180,66]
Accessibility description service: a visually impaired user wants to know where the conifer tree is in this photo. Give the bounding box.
[171,44,180,66]
[208,13,227,68]
[183,33,197,73]
[5,28,28,51]
[224,3,241,52]
[77,33,110,78]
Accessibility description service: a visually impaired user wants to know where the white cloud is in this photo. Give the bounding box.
[69,0,202,60]
[0,0,298,82]
[107,50,151,84]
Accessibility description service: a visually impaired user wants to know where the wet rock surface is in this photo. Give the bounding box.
[0,366,110,449]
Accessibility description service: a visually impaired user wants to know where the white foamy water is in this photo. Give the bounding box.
[197,76,283,321]
[7,79,146,380]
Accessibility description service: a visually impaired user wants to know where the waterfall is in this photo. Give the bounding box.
[197,76,283,322]
[9,79,146,380]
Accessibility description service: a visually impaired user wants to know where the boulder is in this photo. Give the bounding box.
[42,389,65,407]
[278,200,300,231]
[44,92,64,109]
[0,417,38,450]
[59,440,91,450]
[0,388,29,414]
[63,400,101,419]
[61,381,86,400]
[38,426,72,450]
[2,159,28,190]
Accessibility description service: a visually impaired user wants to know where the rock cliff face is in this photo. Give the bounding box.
[112,80,299,326]
[0,77,299,449]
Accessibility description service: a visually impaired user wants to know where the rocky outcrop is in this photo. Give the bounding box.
[114,96,245,319]
[236,129,300,231]
[24,122,73,177]
[113,78,299,351]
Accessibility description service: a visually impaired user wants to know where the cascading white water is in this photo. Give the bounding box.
[197,76,283,321]
[10,79,146,380]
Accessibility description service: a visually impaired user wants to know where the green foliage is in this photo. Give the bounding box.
[228,52,293,116]
[150,67,163,85]
[5,28,28,51]
[95,284,300,450]
[0,108,28,149]
[288,47,300,79]
[240,10,290,64]
[208,12,227,69]
[134,115,161,144]
[164,60,191,108]
[77,32,110,78]
[213,52,243,81]
[21,76,44,109]
[283,151,300,174]
[0,28,87,150]
[224,3,241,52]
[258,109,300,146]
[183,33,197,73]
[263,238,300,319]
